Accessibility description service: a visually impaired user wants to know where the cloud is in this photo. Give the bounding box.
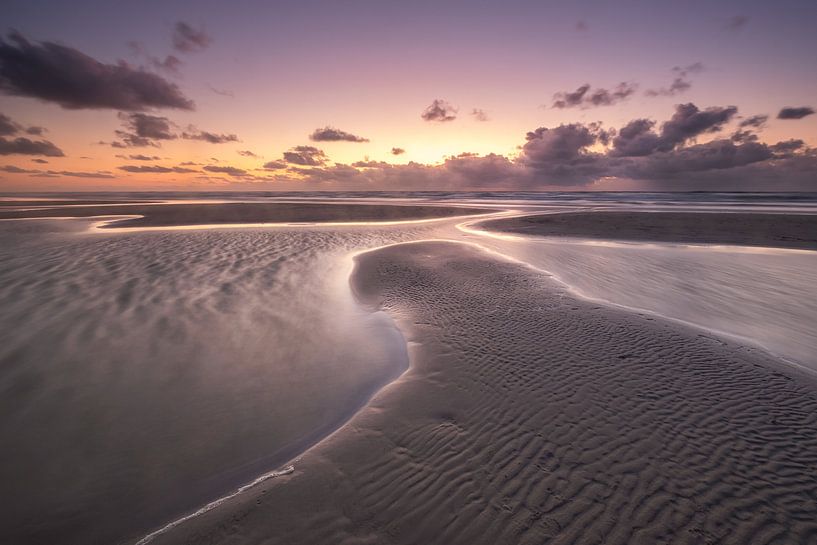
[181,128,239,143]
[172,22,211,53]
[0,113,21,135]
[262,160,287,170]
[0,112,49,137]
[309,126,369,142]
[32,158,48,164]
[0,136,64,156]
[203,165,247,176]
[391,147,405,155]
[421,99,457,122]
[283,145,327,166]
[645,63,703,97]
[115,154,161,161]
[119,164,197,173]
[471,108,489,122]
[0,32,194,111]
[575,21,588,32]
[552,83,637,109]
[724,15,749,31]
[257,102,817,191]
[739,114,768,128]
[120,112,176,140]
[1,165,114,178]
[777,107,815,120]
[237,150,258,157]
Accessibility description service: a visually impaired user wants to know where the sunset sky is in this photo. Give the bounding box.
[1,0,815,191]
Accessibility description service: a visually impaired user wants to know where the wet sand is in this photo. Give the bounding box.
[484,211,817,249]
[0,202,489,227]
[149,241,817,545]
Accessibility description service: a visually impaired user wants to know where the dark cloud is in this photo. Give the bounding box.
[152,55,182,75]
[739,114,768,128]
[172,22,212,53]
[283,145,327,166]
[119,165,197,173]
[120,112,176,140]
[262,160,287,170]
[0,113,21,135]
[0,32,194,111]
[645,63,703,97]
[1,164,34,173]
[237,150,258,157]
[777,107,815,120]
[181,128,239,144]
[260,102,817,191]
[115,154,161,161]
[203,165,247,176]
[724,15,749,31]
[0,112,48,137]
[552,82,637,109]
[660,103,737,146]
[471,109,489,122]
[391,147,405,155]
[0,136,64,156]
[421,99,457,122]
[309,126,369,142]
[32,158,48,163]
[611,103,736,157]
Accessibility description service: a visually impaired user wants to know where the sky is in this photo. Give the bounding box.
[0,0,815,191]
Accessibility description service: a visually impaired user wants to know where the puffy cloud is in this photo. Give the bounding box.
[120,112,176,140]
[471,109,489,122]
[172,22,211,53]
[421,99,457,122]
[263,102,815,191]
[181,128,239,144]
[552,82,637,109]
[777,107,814,120]
[283,145,327,165]
[0,32,194,111]
[203,165,247,176]
[0,136,64,156]
[391,147,405,155]
[309,126,369,142]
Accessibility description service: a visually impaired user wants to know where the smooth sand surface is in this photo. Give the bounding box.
[485,211,817,249]
[149,241,817,545]
[0,202,488,227]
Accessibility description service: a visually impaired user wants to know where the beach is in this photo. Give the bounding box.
[148,239,817,545]
[1,196,816,545]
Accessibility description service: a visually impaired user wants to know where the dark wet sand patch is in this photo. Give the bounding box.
[484,211,817,249]
[0,202,490,227]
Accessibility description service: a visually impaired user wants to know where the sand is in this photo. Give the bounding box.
[147,240,817,545]
[484,211,817,249]
[0,202,489,227]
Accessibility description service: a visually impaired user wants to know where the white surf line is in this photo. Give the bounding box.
[453,219,817,376]
[133,465,295,545]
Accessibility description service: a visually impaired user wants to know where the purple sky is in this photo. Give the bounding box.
[1,0,815,190]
